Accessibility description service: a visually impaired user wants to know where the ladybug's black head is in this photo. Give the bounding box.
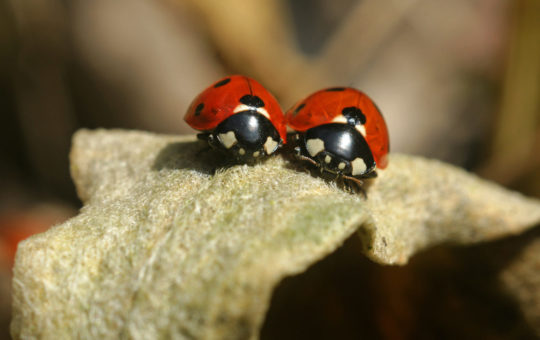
[207,111,281,162]
[301,123,375,177]
[341,107,366,126]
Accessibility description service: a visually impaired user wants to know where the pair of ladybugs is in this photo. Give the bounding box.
[185,75,389,186]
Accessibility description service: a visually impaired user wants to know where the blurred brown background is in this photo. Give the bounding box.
[0,0,539,338]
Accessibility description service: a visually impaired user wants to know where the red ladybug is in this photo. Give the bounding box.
[285,87,389,185]
[185,75,286,161]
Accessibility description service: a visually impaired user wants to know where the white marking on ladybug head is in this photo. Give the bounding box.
[338,162,346,170]
[331,116,348,124]
[356,124,366,137]
[233,104,270,119]
[238,148,246,155]
[332,115,367,137]
[256,107,270,119]
[324,155,331,164]
[253,151,260,157]
[351,157,367,176]
[234,104,251,113]
[264,137,278,154]
[218,131,237,149]
[306,138,325,157]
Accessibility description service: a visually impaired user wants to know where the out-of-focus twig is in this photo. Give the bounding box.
[173,0,331,107]
[477,0,540,189]
[316,0,421,82]
[172,0,421,106]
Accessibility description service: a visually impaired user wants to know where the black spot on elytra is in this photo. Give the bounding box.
[194,103,204,116]
[213,78,231,88]
[341,106,366,126]
[326,87,346,92]
[293,103,305,116]
[239,94,264,108]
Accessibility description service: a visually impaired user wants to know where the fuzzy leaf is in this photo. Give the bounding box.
[11,129,540,339]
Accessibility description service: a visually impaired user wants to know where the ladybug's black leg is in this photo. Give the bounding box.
[197,132,222,150]
[295,152,319,167]
[196,132,210,141]
[194,134,219,161]
[294,152,324,175]
[292,145,302,157]
[362,170,378,179]
[342,174,367,198]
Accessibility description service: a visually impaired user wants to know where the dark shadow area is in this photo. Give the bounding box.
[153,140,286,176]
[152,140,230,175]
[261,226,540,340]
[261,235,380,340]
[153,139,372,195]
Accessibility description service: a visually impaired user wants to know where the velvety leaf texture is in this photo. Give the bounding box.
[11,129,540,339]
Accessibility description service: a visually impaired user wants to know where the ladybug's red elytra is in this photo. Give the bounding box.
[285,87,389,185]
[185,75,286,162]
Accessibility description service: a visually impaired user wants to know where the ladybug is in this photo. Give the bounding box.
[185,75,286,162]
[285,87,389,186]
